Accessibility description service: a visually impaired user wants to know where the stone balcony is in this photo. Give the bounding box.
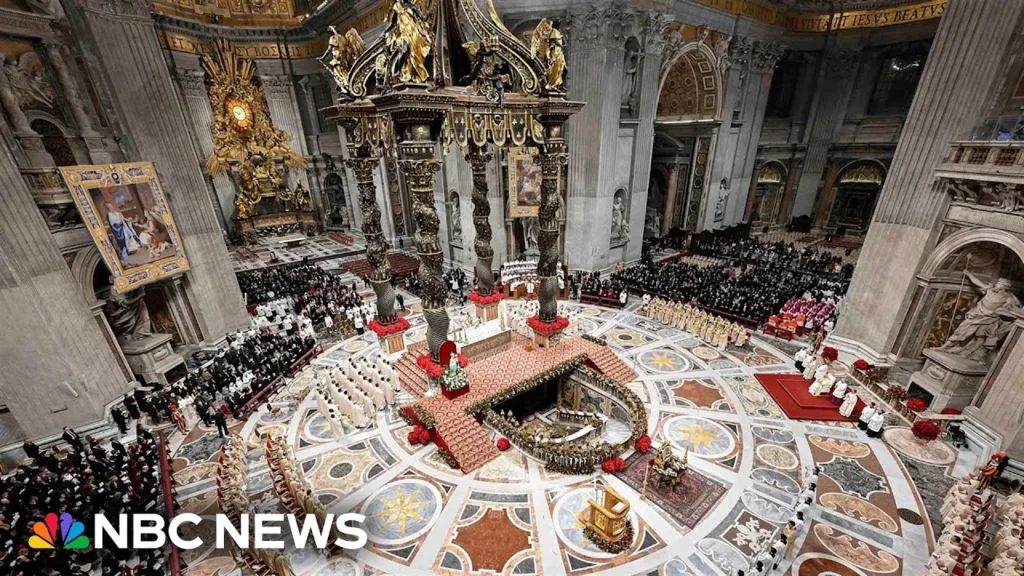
[936,141,1024,184]
[21,167,81,230]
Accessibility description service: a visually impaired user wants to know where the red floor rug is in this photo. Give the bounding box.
[754,373,861,422]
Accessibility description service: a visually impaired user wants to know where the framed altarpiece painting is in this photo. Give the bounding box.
[60,162,190,293]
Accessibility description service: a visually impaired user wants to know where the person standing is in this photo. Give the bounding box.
[112,407,129,434]
[396,292,405,311]
[213,409,230,438]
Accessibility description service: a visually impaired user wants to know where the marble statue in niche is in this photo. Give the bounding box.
[935,273,1023,362]
[611,193,629,241]
[521,216,539,256]
[448,190,463,245]
[105,288,154,340]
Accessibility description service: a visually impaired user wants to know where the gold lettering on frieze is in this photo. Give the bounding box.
[741,0,776,23]
[780,0,944,31]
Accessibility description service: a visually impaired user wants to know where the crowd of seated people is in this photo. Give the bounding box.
[614,236,854,326]
[179,329,318,421]
[238,260,371,333]
[2,428,166,576]
[571,271,628,306]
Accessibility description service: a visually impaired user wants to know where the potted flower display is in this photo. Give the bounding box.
[911,420,942,443]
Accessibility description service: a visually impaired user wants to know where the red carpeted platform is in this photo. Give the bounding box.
[754,373,861,422]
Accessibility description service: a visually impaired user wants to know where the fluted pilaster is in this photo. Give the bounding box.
[833,0,1024,357]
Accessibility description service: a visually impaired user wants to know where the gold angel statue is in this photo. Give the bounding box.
[320,26,365,93]
[530,18,565,91]
[383,0,432,84]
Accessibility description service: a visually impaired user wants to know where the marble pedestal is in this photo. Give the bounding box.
[907,348,989,412]
[120,333,186,386]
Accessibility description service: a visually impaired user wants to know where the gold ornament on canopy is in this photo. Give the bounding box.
[320,27,366,94]
[530,19,565,92]
[202,40,307,220]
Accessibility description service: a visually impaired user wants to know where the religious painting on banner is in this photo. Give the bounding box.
[508,146,543,218]
[60,162,190,293]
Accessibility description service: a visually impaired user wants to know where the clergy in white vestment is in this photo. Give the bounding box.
[858,403,876,431]
[802,355,820,380]
[830,380,848,405]
[839,391,858,418]
[867,411,885,438]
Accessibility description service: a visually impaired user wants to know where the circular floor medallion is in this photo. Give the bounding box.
[664,415,735,459]
[359,478,442,545]
[553,488,637,558]
[882,427,957,465]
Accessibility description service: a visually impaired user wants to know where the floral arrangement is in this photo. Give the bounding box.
[468,291,504,306]
[906,398,928,412]
[583,521,634,554]
[417,353,468,378]
[911,420,942,442]
[886,385,908,402]
[853,359,873,371]
[368,316,410,337]
[581,334,607,347]
[635,435,652,454]
[407,424,432,446]
[940,407,962,415]
[527,315,569,336]
[496,438,511,451]
[601,456,627,473]
[821,346,839,363]
[441,362,469,392]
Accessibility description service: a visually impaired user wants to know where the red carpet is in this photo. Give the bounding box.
[754,373,861,422]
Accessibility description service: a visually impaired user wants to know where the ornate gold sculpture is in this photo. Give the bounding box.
[530,19,565,91]
[383,0,433,84]
[202,40,306,219]
[320,26,366,94]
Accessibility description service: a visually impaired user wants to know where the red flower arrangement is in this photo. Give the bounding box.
[417,353,468,378]
[886,385,908,402]
[468,291,504,306]
[906,398,928,412]
[527,315,569,336]
[911,420,942,442]
[601,456,627,473]
[634,435,652,454]
[368,316,410,337]
[940,407,962,415]
[496,438,511,451]
[821,346,839,363]
[853,359,872,371]
[407,424,432,445]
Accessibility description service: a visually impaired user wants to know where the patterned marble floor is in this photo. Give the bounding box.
[171,300,950,576]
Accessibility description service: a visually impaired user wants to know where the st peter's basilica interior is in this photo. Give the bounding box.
[1,0,1023,574]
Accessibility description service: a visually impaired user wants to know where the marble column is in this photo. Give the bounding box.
[345,155,397,323]
[0,137,131,438]
[624,11,670,262]
[813,159,841,228]
[161,277,203,345]
[397,122,447,360]
[562,3,633,270]
[791,50,860,218]
[538,119,569,323]
[661,163,680,236]
[832,0,1024,361]
[43,41,97,138]
[467,144,495,295]
[176,70,232,233]
[73,0,249,339]
[717,39,783,228]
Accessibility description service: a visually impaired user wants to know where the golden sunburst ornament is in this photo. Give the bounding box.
[226,98,252,130]
[675,422,721,453]
[370,487,429,536]
[647,353,678,370]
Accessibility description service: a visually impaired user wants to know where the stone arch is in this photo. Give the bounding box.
[920,228,1024,279]
[611,187,629,243]
[749,160,788,224]
[68,245,109,306]
[656,42,722,121]
[827,159,888,232]
[28,115,76,166]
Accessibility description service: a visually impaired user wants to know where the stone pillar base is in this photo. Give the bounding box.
[382,332,408,355]
[907,348,988,412]
[475,302,499,321]
[120,333,186,386]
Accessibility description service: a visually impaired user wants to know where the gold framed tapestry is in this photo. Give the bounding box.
[508,146,543,218]
[60,162,190,293]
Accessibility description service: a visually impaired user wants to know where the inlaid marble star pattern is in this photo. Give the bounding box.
[168,299,935,576]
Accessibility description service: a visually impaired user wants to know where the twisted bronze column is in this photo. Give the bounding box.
[537,122,568,324]
[398,148,448,361]
[345,157,397,324]
[466,144,495,296]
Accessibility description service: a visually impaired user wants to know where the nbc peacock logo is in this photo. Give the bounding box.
[29,512,90,550]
